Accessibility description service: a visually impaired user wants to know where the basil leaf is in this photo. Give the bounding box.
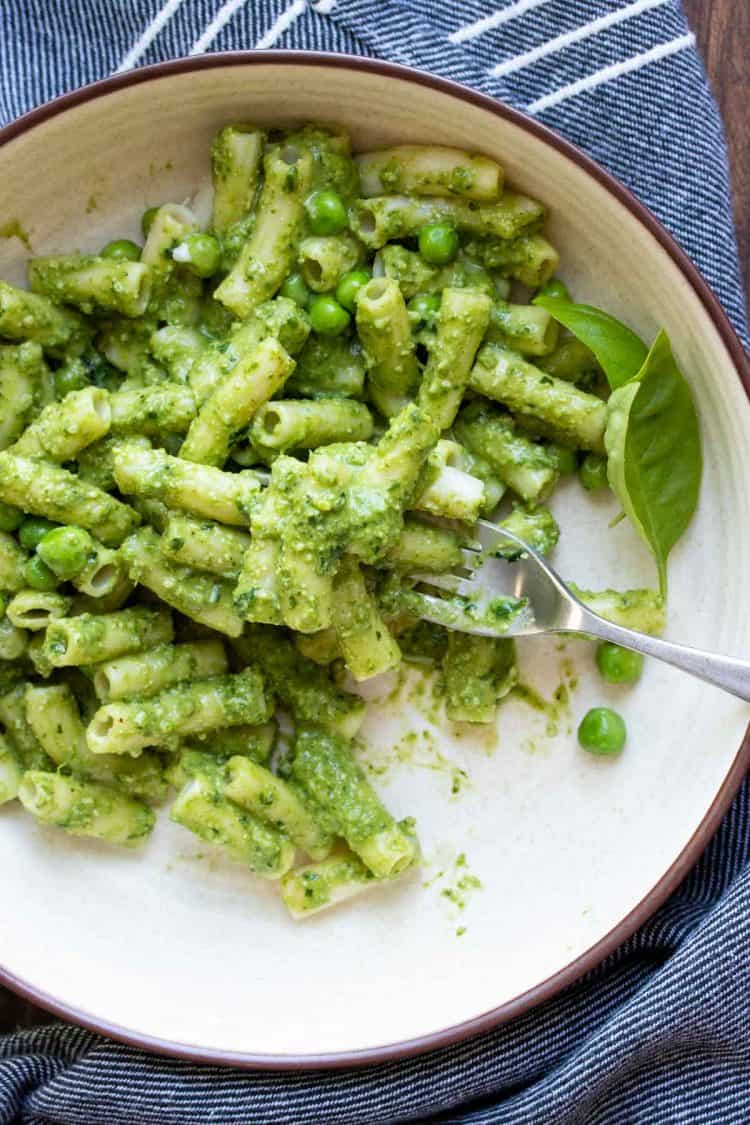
[604,330,701,596]
[533,296,648,389]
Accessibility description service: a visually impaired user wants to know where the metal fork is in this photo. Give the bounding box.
[411,520,750,703]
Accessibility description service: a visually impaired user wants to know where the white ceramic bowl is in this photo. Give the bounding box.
[0,53,748,1069]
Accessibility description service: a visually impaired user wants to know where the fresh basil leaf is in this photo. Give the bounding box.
[532,296,648,390]
[604,330,701,596]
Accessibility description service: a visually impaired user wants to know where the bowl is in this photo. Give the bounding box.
[1,52,749,1069]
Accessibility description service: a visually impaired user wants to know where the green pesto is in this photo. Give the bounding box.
[225,755,333,860]
[441,853,483,910]
[295,628,341,665]
[44,605,172,668]
[454,400,559,505]
[252,398,373,455]
[185,722,275,765]
[11,385,110,462]
[112,442,261,527]
[417,286,492,431]
[495,503,560,559]
[355,277,419,416]
[233,629,365,738]
[0,119,686,919]
[357,146,501,202]
[351,192,543,250]
[160,514,250,579]
[539,337,603,390]
[332,555,401,681]
[379,573,529,638]
[510,676,577,740]
[385,518,462,574]
[284,124,359,199]
[24,682,168,804]
[170,767,294,877]
[214,144,314,319]
[442,634,518,723]
[0,219,33,251]
[0,452,139,546]
[88,666,270,756]
[462,233,559,288]
[180,335,295,467]
[150,325,207,384]
[290,726,418,878]
[0,530,28,592]
[93,638,228,701]
[0,733,23,804]
[281,851,375,917]
[380,244,439,298]
[0,281,90,357]
[121,527,244,637]
[0,615,27,661]
[0,343,47,449]
[28,255,152,319]
[236,408,437,632]
[571,586,666,635]
[19,770,154,846]
[285,334,366,399]
[397,620,449,665]
[486,300,559,357]
[0,684,54,770]
[110,385,197,437]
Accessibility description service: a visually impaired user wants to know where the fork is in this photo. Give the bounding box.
[411,520,750,703]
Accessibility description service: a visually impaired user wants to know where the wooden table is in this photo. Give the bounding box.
[684,0,749,304]
[1,5,747,1038]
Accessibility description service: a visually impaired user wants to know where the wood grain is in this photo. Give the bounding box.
[0,6,747,1039]
[684,0,750,305]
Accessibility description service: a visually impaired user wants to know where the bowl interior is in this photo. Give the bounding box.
[0,59,748,1064]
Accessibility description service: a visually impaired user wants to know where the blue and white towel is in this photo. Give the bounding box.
[1,3,749,1122]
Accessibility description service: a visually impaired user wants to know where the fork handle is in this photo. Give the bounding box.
[580,611,750,703]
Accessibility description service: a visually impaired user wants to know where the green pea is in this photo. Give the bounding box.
[54,360,89,399]
[538,278,571,302]
[552,447,577,476]
[304,190,348,236]
[335,270,371,312]
[596,643,644,685]
[418,223,459,265]
[141,207,159,239]
[101,239,142,262]
[0,503,23,533]
[407,292,441,328]
[280,273,312,308]
[173,233,222,278]
[578,707,626,755]
[37,526,93,580]
[19,517,61,551]
[579,453,609,491]
[309,294,351,337]
[22,555,59,593]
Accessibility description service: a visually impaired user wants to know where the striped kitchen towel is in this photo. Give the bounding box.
[1,2,749,1123]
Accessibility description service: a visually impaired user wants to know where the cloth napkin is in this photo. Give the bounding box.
[1,2,749,1122]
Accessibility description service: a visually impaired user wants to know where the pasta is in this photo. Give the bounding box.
[0,121,668,920]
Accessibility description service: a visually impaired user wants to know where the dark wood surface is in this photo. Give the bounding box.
[0,5,747,1039]
[684,0,750,304]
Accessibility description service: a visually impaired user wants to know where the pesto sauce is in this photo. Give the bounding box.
[360,722,470,798]
[425,851,483,928]
[512,656,578,740]
[0,219,32,251]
